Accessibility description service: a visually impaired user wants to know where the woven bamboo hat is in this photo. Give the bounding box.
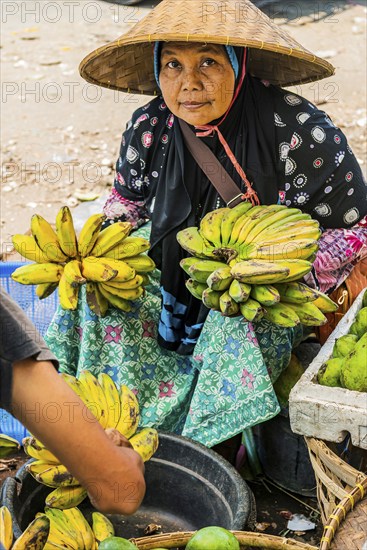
[79,0,335,95]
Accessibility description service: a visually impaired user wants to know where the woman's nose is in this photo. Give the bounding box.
[181,69,204,91]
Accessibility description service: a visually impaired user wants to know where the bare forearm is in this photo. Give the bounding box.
[11,359,145,514]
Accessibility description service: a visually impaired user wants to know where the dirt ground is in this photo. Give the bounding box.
[1,0,366,251]
[0,0,366,545]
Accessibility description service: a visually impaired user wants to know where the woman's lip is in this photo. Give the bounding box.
[181,102,207,109]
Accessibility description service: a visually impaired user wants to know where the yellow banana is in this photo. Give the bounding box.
[102,236,150,260]
[228,279,251,303]
[185,278,208,300]
[115,385,140,439]
[92,511,114,544]
[310,290,339,312]
[0,505,13,550]
[36,464,79,488]
[271,259,313,282]
[258,215,318,239]
[11,262,63,285]
[206,265,233,291]
[187,259,227,284]
[91,221,132,257]
[12,234,50,263]
[12,515,50,550]
[122,254,156,273]
[58,271,79,310]
[0,434,20,458]
[26,459,61,479]
[236,205,292,245]
[199,208,229,246]
[239,298,265,323]
[85,281,109,317]
[98,373,121,429]
[22,437,59,464]
[78,371,109,429]
[43,509,80,549]
[63,507,95,550]
[98,284,132,312]
[219,291,240,316]
[201,288,222,310]
[45,485,87,509]
[250,284,280,306]
[78,213,105,257]
[30,214,68,263]
[176,227,217,259]
[55,206,78,258]
[263,302,301,328]
[220,201,254,245]
[129,427,159,462]
[100,282,144,301]
[230,260,290,284]
[64,259,86,287]
[92,257,136,282]
[36,282,58,300]
[103,274,144,290]
[257,225,321,245]
[81,257,117,282]
[247,239,319,261]
[275,282,319,304]
[228,213,253,246]
[286,302,328,326]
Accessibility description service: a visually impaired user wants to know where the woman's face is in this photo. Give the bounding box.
[159,42,236,126]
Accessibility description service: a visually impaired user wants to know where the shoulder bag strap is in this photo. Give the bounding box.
[178,118,245,208]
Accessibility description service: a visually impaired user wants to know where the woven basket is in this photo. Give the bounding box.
[305,437,367,525]
[319,477,367,549]
[130,531,318,549]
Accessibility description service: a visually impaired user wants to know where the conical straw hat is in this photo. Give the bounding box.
[79,0,335,95]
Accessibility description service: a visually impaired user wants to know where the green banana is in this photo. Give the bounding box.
[206,265,233,291]
[188,259,228,283]
[220,201,254,245]
[250,284,280,306]
[219,291,240,316]
[263,302,301,328]
[230,260,290,284]
[275,282,319,304]
[239,298,265,323]
[286,301,327,326]
[228,279,251,303]
[199,208,229,246]
[201,288,222,310]
[177,227,217,259]
[185,278,208,300]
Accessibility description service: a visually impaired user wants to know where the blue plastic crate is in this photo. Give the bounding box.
[0,261,59,337]
[0,261,60,442]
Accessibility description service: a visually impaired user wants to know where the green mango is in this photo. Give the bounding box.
[333,334,358,358]
[340,332,367,392]
[349,307,367,340]
[362,288,367,308]
[317,357,343,387]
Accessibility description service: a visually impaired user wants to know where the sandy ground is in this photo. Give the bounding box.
[0,0,366,250]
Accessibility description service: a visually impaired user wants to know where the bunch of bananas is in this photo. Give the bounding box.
[177,203,338,327]
[0,434,20,458]
[0,505,50,550]
[23,371,158,509]
[11,206,155,316]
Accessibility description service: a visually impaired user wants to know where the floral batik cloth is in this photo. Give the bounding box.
[45,228,302,447]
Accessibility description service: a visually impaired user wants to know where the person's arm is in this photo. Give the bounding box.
[11,358,145,514]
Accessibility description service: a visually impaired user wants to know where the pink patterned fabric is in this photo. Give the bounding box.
[305,216,367,293]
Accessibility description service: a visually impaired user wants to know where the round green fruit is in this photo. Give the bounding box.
[186,526,240,550]
[98,536,137,550]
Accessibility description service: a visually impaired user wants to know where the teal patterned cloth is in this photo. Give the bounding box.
[45,226,302,447]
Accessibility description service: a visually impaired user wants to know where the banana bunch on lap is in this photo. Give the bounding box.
[177,202,338,328]
[1,503,115,550]
[11,206,155,316]
[21,371,158,510]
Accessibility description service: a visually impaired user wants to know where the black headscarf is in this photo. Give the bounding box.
[146,48,280,354]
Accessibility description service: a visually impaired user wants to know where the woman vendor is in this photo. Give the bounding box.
[45,0,367,456]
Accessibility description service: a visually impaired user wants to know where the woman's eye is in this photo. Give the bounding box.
[167,60,180,69]
[202,58,216,67]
